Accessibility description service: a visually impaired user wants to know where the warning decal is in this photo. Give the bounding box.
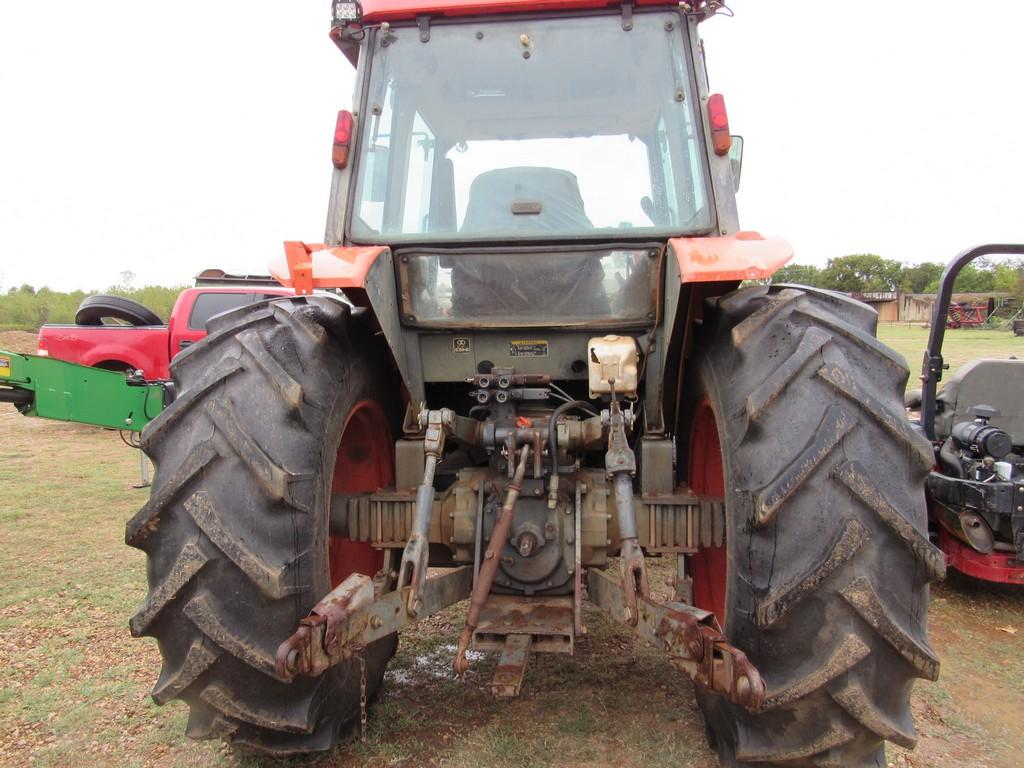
[509,340,548,358]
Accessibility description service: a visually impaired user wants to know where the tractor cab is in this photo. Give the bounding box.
[342,7,718,244]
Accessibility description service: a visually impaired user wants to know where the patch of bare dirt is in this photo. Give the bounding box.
[0,330,38,354]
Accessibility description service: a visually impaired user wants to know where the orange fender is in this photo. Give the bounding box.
[669,232,793,284]
[270,241,388,295]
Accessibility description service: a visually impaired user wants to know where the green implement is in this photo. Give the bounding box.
[0,350,166,432]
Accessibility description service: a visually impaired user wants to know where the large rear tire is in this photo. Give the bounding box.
[126,295,399,755]
[683,285,944,766]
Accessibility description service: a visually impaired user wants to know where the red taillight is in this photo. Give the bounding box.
[36,336,48,356]
[332,110,354,169]
[707,93,732,156]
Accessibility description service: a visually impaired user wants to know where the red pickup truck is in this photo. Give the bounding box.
[37,287,291,380]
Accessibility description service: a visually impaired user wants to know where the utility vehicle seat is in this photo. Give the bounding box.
[934,358,1024,444]
[461,166,592,234]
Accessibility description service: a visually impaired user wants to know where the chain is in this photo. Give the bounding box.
[358,654,367,743]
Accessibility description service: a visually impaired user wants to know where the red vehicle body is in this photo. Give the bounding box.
[36,287,291,380]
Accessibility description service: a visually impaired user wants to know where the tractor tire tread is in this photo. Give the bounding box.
[756,519,869,629]
[690,285,937,767]
[129,294,396,754]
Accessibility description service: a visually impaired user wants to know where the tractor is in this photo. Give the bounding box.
[126,1,941,764]
[909,244,1024,585]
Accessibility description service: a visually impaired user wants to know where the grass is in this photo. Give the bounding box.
[1,326,1024,767]
[0,411,220,768]
[876,324,1022,382]
[0,406,718,767]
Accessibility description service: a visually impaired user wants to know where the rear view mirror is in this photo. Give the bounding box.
[728,135,744,191]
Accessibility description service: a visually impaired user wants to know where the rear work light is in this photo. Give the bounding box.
[707,93,732,156]
[332,109,354,169]
[331,1,362,25]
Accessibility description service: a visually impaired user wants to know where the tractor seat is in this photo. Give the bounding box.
[461,166,593,234]
[934,358,1024,444]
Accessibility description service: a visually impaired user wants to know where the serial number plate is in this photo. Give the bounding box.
[509,340,548,358]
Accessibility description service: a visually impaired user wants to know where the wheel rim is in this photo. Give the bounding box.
[330,400,394,587]
[688,397,728,623]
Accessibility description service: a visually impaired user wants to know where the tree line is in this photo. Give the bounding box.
[0,283,185,331]
[769,253,1024,296]
[1,254,1021,332]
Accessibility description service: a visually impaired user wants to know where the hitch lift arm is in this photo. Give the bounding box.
[277,566,473,680]
[605,400,650,625]
[396,408,449,616]
[588,568,765,709]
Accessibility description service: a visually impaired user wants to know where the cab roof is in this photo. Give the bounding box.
[360,0,680,23]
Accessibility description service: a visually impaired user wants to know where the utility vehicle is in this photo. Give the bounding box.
[909,244,1024,585]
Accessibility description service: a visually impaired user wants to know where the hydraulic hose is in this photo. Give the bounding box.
[938,438,965,478]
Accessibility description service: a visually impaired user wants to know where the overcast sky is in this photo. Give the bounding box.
[0,2,1021,292]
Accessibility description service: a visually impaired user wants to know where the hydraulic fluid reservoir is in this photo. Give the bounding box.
[588,335,639,398]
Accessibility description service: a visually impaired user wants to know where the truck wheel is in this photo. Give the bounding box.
[126,295,400,755]
[682,285,944,766]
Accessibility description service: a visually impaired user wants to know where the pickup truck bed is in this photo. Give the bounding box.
[38,325,171,378]
[38,287,291,380]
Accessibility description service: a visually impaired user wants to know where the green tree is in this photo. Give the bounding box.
[769,263,822,286]
[948,265,996,293]
[899,262,944,293]
[992,260,1023,294]
[0,283,185,331]
[819,254,903,293]
[919,258,1023,295]
[105,285,185,322]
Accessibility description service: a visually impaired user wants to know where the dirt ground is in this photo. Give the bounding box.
[0,329,38,355]
[1,326,1023,767]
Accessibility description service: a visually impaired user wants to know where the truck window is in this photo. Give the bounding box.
[188,293,253,331]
